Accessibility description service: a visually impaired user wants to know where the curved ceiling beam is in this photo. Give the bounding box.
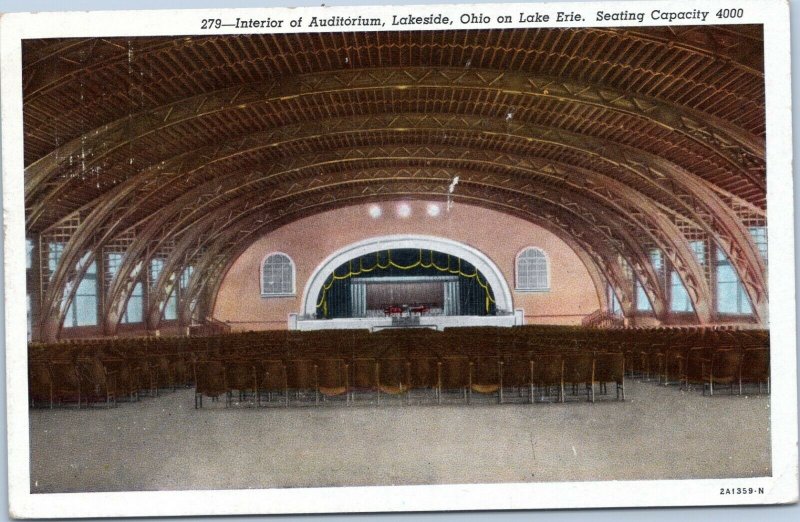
[123,118,768,316]
[40,115,764,336]
[34,116,744,243]
[24,27,763,106]
[38,112,766,332]
[34,108,764,279]
[25,67,764,215]
[37,119,714,328]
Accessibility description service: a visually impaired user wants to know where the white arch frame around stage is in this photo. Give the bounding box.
[300,235,515,318]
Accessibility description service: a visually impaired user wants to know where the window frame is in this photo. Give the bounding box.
[514,247,550,292]
[260,252,296,297]
[714,248,753,316]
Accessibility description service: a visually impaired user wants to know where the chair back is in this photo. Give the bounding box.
[531,354,563,386]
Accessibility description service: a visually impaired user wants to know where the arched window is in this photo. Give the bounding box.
[261,252,295,296]
[515,247,549,291]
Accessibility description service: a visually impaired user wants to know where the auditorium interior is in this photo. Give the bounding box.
[23,26,772,492]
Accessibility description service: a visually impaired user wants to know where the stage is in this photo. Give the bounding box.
[290,310,523,331]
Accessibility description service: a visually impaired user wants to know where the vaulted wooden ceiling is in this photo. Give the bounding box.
[22,26,768,337]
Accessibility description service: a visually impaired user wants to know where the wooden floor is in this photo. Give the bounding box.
[28,380,771,493]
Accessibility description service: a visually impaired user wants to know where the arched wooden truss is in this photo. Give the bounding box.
[22,27,767,341]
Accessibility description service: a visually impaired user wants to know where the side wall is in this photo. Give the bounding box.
[212,202,601,330]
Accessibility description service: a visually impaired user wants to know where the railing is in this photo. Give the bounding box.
[188,317,232,336]
[582,309,625,328]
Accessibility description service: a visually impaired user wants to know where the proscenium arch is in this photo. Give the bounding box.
[301,235,514,319]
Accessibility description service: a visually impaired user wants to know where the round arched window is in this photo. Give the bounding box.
[516,248,549,291]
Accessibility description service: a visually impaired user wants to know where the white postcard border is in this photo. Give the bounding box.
[2,1,797,517]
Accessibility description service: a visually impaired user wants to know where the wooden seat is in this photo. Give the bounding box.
[350,358,378,402]
[702,349,740,396]
[593,352,625,400]
[469,356,503,403]
[501,355,532,403]
[260,359,289,406]
[439,356,470,404]
[377,358,411,403]
[225,359,258,405]
[194,359,227,408]
[739,348,769,394]
[78,356,118,408]
[409,356,440,404]
[286,359,318,404]
[531,354,563,402]
[101,356,139,402]
[28,361,53,409]
[680,347,710,391]
[563,353,594,402]
[49,359,83,408]
[316,358,349,404]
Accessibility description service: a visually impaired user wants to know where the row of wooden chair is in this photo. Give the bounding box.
[621,344,770,395]
[28,324,768,408]
[192,352,625,407]
[28,349,194,408]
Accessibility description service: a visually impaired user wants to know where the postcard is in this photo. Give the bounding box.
[1,0,797,517]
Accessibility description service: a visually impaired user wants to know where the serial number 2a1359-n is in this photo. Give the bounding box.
[720,487,764,495]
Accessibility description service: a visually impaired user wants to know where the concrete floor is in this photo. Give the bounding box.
[29,380,771,493]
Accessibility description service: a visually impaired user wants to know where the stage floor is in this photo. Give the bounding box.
[293,312,521,331]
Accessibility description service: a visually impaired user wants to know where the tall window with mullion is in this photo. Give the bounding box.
[607,285,623,315]
[261,253,295,296]
[163,288,178,320]
[121,281,144,324]
[715,247,752,315]
[150,258,165,288]
[47,241,65,278]
[635,280,653,312]
[64,261,98,327]
[748,226,768,261]
[670,271,695,313]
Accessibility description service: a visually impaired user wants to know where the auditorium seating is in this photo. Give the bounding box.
[27,324,769,409]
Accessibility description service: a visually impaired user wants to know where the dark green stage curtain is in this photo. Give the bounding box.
[316,249,496,319]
